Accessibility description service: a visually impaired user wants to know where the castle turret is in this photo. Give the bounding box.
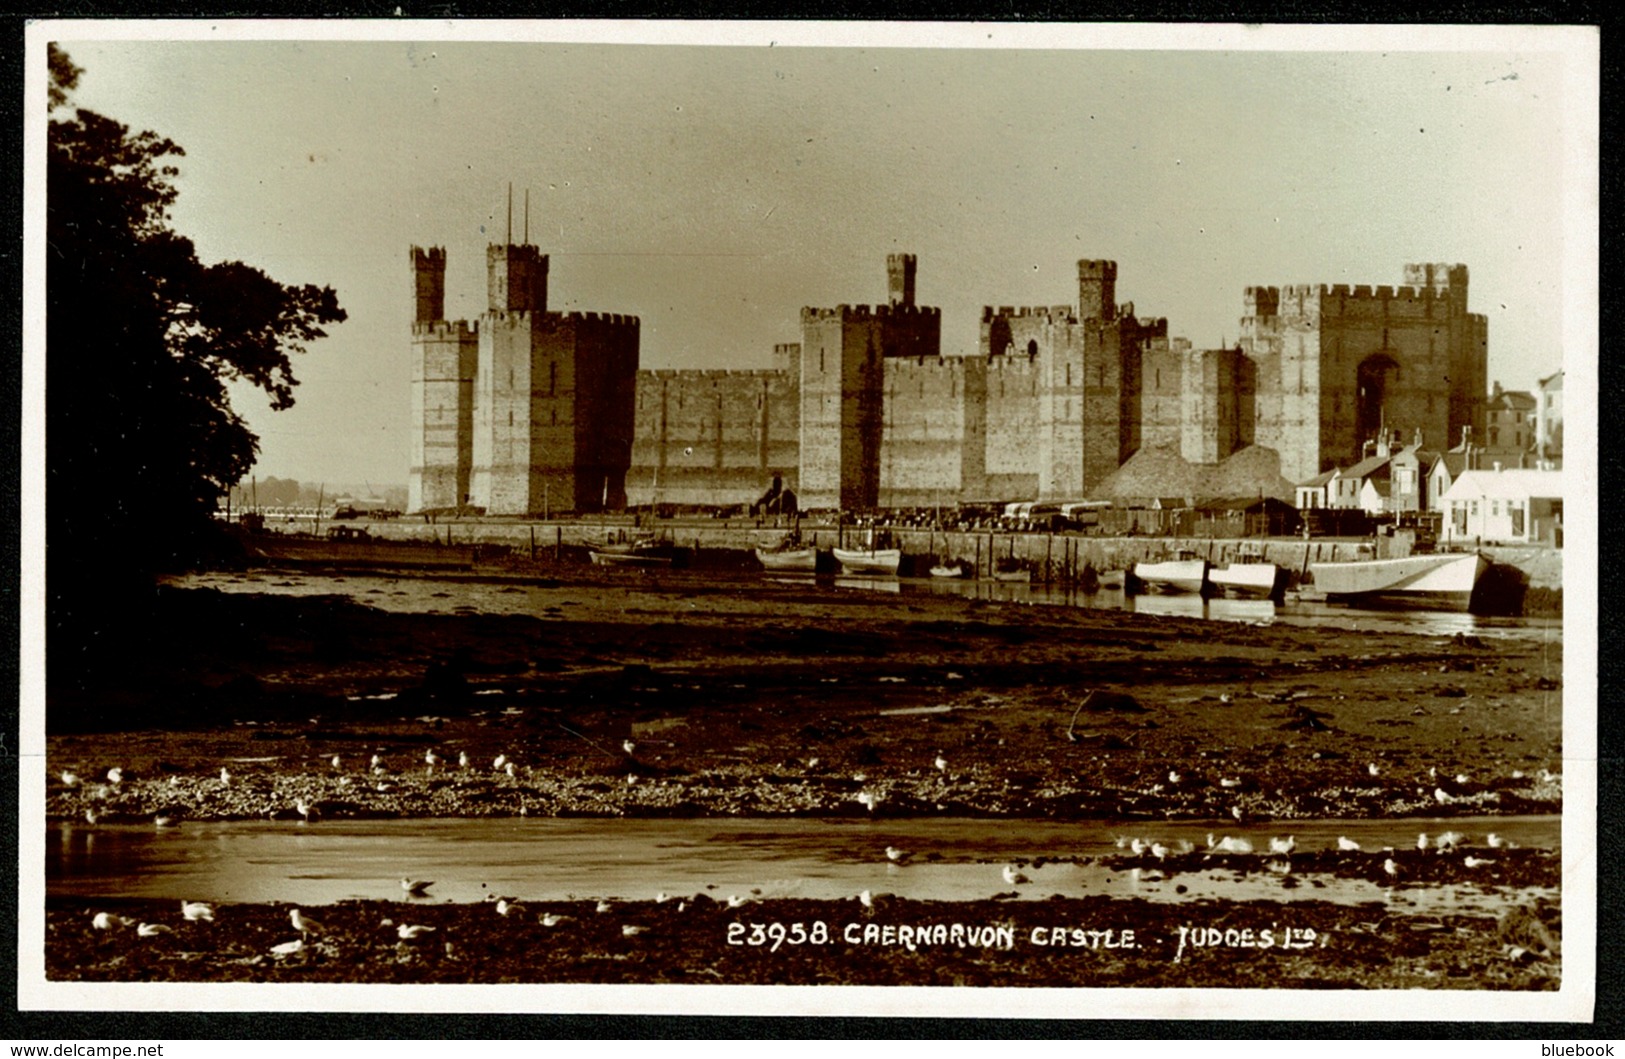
[887,253,917,307]
[1078,259,1118,323]
[487,242,549,314]
[411,245,446,323]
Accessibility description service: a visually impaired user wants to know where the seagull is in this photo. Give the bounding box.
[270,938,305,956]
[495,898,520,916]
[493,755,507,771]
[1219,777,1243,789]
[1269,836,1296,855]
[595,900,614,914]
[458,752,470,769]
[1337,836,1362,852]
[1219,692,1233,704]
[1002,864,1030,886]
[295,798,318,822]
[934,754,949,773]
[61,770,79,787]
[137,923,174,937]
[92,912,135,930]
[505,762,517,778]
[401,878,434,897]
[219,766,231,786]
[107,768,123,785]
[154,814,176,828]
[425,750,441,768]
[1149,841,1171,861]
[885,846,912,865]
[539,913,572,927]
[1129,837,1149,855]
[626,774,638,786]
[622,739,637,756]
[1231,806,1246,822]
[806,757,821,769]
[1266,858,1292,875]
[330,755,342,769]
[655,892,671,904]
[397,924,436,940]
[1418,833,1431,850]
[727,895,750,908]
[1367,763,1381,777]
[374,782,394,793]
[1383,858,1401,880]
[1434,787,1454,805]
[1167,770,1182,785]
[290,908,323,935]
[1463,856,1496,869]
[181,900,215,922]
[83,809,99,826]
[858,889,874,908]
[371,754,384,770]
[622,924,650,937]
[1212,835,1254,854]
[1435,831,1464,853]
[1487,833,1508,849]
[856,790,881,813]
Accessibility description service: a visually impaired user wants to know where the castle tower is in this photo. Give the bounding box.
[886,253,917,307]
[408,245,478,513]
[1078,260,1118,323]
[412,245,446,323]
[487,242,549,314]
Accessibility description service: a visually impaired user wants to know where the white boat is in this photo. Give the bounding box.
[930,561,970,579]
[833,547,902,576]
[1309,553,1487,612]
[754,542,818,572]
[1208,562,1284,599]
[1133,555,1209,594]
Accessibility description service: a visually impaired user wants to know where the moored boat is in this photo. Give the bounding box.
[754,539,818,572]
[833,547,902,576]
[1308,552,1487,612]
[588,537,682,568]
[930,561,970,579]
[992,557,1032,583]
[1133,554,1209,594]
[1208,562,1285,599]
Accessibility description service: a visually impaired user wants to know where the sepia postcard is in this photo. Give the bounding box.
[18,19,1599,1022]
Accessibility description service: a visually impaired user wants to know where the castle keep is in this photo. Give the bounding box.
[409,242,640,515]
[410,239,1488,514]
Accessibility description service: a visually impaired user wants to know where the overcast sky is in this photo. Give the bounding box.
[43,24,1595,487]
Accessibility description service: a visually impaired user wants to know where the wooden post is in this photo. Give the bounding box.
[555,526,562,562]
[529,525,536,560]
[1045,534,1052,583]
[975,535,982,578]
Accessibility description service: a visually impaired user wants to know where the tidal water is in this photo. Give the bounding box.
[172,569,1561,642]
[48,814,1559,914]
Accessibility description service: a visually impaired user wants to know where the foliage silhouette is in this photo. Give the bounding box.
[46,44,346,688]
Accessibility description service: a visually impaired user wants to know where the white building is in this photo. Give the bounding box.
[1438,468,1564,546]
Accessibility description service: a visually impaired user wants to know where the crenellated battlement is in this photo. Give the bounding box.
[981,305,1077,323]
[410,245,446,267]
[801,303,943,322]
[639,367,782,380]
[412,319,477,339]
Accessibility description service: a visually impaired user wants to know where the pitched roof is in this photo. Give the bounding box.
[1296,467,1341,488]
[1440,468,1564,502]
[1344,452,1391,479]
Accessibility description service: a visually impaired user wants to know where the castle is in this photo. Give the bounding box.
[410,238,1488,515]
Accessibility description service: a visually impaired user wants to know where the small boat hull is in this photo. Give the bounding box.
[833,547,901,576]
[1133,558,1209,595]
[930,563,970,579]
[1309,553,1487,612]
[755,547,818,573]
[588,540,681,568]
[1208,562,1284,599]
[992,566,1032,583]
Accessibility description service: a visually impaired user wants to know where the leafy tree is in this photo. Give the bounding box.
[47,45,346,673]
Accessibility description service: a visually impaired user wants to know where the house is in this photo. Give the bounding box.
[1482,381,1538,468]
[1438,467,1564,546]
[1295,467,1340,510]
[1536,369,1563,468]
